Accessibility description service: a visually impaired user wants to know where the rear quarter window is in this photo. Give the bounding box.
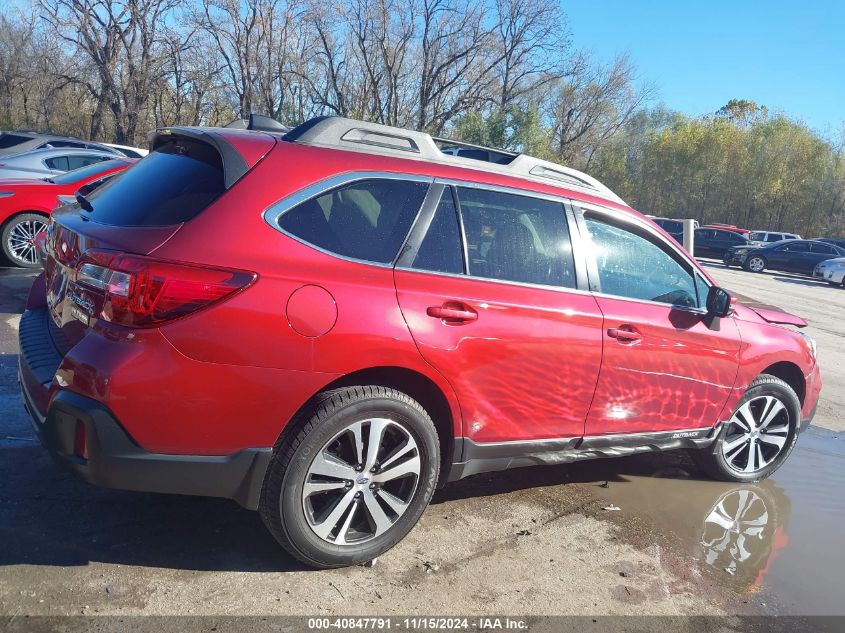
[82,138,225,226]
[277,178,429,264]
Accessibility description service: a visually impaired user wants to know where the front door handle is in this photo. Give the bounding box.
[426,302,478,323]
[607,326,642,343]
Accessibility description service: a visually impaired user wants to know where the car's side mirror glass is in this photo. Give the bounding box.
[706,286,733,317]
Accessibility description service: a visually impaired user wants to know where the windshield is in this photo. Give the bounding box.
[50,159,128,185]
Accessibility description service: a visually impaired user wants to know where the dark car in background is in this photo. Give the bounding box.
[815,237,845,250]
[650,217,699,244]
[693,227,749,258]
[724,239,845,274]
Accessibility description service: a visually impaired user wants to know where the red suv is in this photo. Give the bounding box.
[18,117,821,568]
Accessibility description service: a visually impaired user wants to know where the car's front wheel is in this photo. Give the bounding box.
[692,374,800,482]
[259,385,440,568]
[1,212,48,268]
[744,255,767,273]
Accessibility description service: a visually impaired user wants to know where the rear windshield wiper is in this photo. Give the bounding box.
[76,192,93,212]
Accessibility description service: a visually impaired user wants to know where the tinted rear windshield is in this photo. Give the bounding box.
[0,133,31,149]
[82,138,224,226]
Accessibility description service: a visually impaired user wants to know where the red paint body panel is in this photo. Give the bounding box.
[22,132,822,460]
[586,298,741,434]
[395,269,603,442]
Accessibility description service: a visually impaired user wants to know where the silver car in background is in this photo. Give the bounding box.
[814,257,845,287]
[0,148,117,179]
[0,130,120,156]
[747,230,801,247]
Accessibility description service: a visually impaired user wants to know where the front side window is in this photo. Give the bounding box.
[749,232,765,241]
[457,187,575,288]
[278,178,428,264]
[584,214,698,308]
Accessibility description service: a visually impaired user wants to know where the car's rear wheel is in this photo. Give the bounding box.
[744,255,767,273]
[259,385,440,568]
[692,374,800,482]
[1,212,48,268]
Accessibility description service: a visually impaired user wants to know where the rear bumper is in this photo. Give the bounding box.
[18,307,272,510]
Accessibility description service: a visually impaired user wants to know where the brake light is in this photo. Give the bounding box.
[75,250,256,327]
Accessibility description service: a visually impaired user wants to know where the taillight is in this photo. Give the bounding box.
[75,250,256,327]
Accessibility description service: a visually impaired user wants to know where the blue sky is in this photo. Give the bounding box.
[564,1,845,135]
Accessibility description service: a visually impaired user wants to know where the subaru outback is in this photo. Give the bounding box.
[19,116,821,568]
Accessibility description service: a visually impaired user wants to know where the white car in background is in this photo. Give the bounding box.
[747,230,801,247]
[103,143,149,158]
[813,257,845,287]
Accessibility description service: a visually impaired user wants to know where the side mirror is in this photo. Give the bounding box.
[706,286,733,318]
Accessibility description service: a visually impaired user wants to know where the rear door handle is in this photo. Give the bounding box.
[607,326,642,342]
[426,303,478,323]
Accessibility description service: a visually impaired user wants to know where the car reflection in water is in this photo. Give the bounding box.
[700,485,789,588]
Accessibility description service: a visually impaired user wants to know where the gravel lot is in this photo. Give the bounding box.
[1,260,843,625]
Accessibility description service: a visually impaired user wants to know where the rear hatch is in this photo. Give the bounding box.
[44,129,273,352]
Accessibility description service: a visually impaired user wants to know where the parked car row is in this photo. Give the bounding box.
[647,214,845,287]
[1,158,136,266]
[0,130,147,267]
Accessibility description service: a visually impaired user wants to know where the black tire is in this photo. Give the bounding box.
[1,212,48,268]
[259,385,440,568]
[743,255,767,273]
[692,374,800,483]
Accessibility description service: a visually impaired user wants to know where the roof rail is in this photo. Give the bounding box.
[282,116,626,205]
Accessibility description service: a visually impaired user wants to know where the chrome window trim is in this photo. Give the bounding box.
[261,169,710,308]
[394,265,595,298]
[262,171,435,269]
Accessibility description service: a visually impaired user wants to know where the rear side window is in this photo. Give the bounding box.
[67,154,105,170]
[278,179,428,264]
[83,138,225,226]
[457,187,575,288]
[411,188,464,274]
[778,242,809,252]
[44,156,70,171]
[811,243,836,254]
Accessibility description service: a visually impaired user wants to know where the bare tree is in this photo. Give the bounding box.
[548,53,654,168]
[40,0,179,143]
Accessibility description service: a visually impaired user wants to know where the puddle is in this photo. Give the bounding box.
[585,425,845,615]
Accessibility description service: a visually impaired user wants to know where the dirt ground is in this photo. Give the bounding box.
[1,260,843,625]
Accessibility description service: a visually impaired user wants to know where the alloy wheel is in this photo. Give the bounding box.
[747,257,765,272]
[720,396,790,473]
[302,417,420,545]
[701,488,770,576]
[7,217,47,265]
